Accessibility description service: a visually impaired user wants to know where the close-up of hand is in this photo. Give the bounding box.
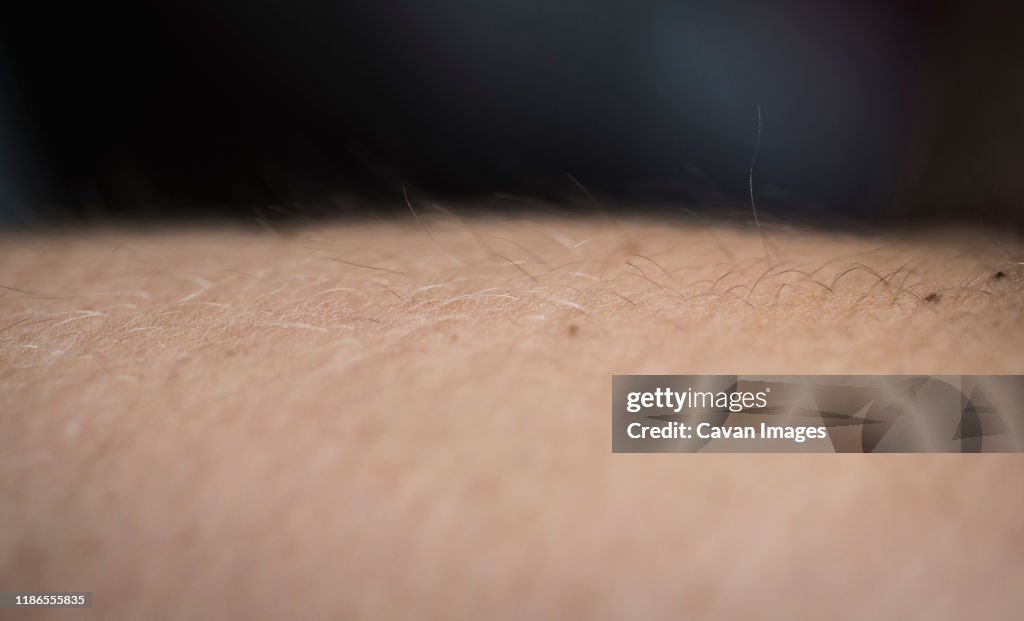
[1,1,1023,619]
[3,216,1022,618]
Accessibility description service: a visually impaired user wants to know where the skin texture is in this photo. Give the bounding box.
[1,214,1023,619]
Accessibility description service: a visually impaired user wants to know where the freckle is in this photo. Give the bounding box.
[178,527,200,547]
[924,292,940,303]
[994,271,1006,279]
[73,536,101,555]
[567,324,579,336]
[450,334,458,343]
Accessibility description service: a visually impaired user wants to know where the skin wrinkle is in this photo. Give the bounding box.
[0,216,1023,619]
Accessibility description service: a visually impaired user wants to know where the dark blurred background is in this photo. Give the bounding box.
[1,1,1022,226]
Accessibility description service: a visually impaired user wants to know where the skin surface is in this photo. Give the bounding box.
[1,215,1023,619]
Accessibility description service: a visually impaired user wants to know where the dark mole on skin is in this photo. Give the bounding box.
[924,293,941,303]
[567,324,579,336]
[994,271,1006,279]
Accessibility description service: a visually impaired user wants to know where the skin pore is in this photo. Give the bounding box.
[1,214,1023,619]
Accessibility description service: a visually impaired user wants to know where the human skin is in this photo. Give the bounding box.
[1,214,1023,619]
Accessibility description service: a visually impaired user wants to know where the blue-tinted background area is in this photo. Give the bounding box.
[1,1,1020,225]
